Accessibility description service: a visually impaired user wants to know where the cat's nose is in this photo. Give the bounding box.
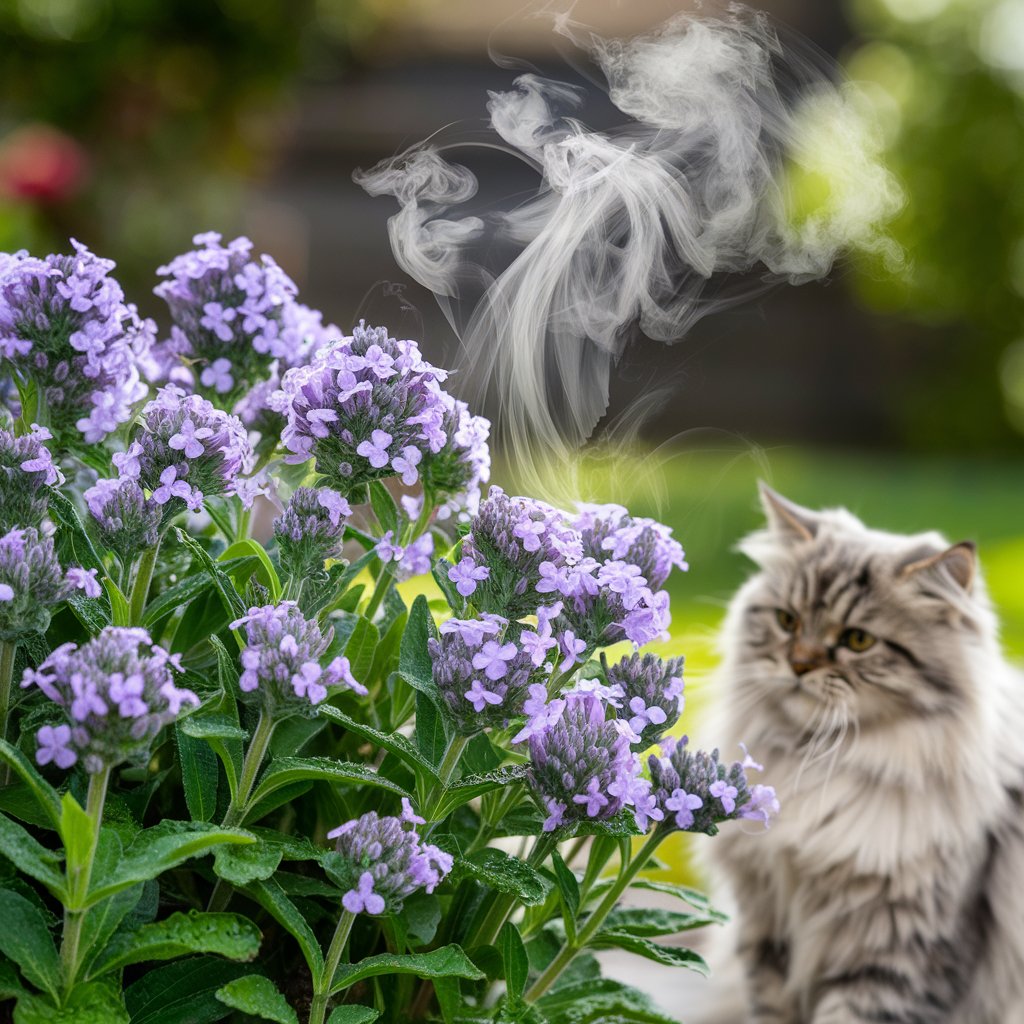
[789,641,829,676]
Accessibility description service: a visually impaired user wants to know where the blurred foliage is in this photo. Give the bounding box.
[0,0,399,296]
[844,0,1024,449]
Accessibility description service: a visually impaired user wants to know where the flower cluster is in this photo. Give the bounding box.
[458,487,579,619]
[115,385,254,514]
[153,233,301,403]
[273,321,480,506]
[84,477,162,566]
[428,616,537,733]
[603,652,685,748]
[0,242,150,444]
[272,486,350,578]
[0,424,62,531]
[325,800,453,916]
[231,602,367,715]
[22,626,198,773]
[417,394,491,521]
[647,737,779,835]
[518,691,653,833]
[0,526,99,639]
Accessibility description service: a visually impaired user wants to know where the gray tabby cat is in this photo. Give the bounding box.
[706,484,1024,1024]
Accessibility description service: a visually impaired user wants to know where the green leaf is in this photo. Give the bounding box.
[215,975,297,1024]
[434,765,529,817]
[536,978,681,1024]
[142,557,258,628]
[326,1008,380,1024]
[329,944,484,995]
[343,616,379,683]
[368,480,398,535]
[60,791,94,899]
[123,956,251,1024]
[248,757,410,813]
[498,922,529,1004]
[317,704,438,783]
[79,873,143,979]
[213,841,282,885]
[219,539,282,602]
[399,594,437,694]
[0,959,25,1001]
[625,879,729,922]
[402,891,442,947]
[174,529,247,635]
[0,888,60,1001]
[430,558,466,614]
[0,814,65,898]
[550,851,580,945]
[85,822,255,907]
[48,488,104,573]
[454,849,552,906]
[88,910,261,976]
[242,877,324,977]
[601,906,724,936]
[102,578,131,627]
[175,724,220,822]
[0,740,61,829]
[415,689,447,767]
[587,931,708,974]
[15,978,129,1024]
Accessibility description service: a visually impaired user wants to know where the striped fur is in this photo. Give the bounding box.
[701,488,1024,1024]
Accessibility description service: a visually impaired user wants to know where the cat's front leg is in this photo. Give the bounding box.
[809,961,944,1024]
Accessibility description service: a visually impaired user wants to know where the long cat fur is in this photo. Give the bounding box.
[696,484,1024,1024]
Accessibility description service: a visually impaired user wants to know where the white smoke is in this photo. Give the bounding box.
[354,4,903,499]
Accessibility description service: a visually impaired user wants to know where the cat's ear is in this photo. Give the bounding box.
[899,541,976,592]
[758,483,819,543]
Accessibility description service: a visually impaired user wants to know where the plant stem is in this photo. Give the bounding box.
[128,540,161,627]
[423,733,470,821]
[524,831,663,1004]
[60,767,110,995]
[308,909,356,1024]
[363,565,394,621]
[0,639,16,749]
[207,711,277,911]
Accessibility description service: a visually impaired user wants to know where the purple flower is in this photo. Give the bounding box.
[0,527,73,640]
[85,478,161,566]
[741,784,780,827]
[391,445,422,486]
[318,489,351,526]
[65,566,102,599]
[199,357,234,393]
[472,640,518,681]
[448,557,490,598]
[200,302,237,342]
[0,242,151,446]
[464,679,503,712]
[428,619,536,734]
[35,724,76,769]
[273,486,348,576]
[665,789,703,830]
[22,627,197,773]
[343,872,386,915]
[0,424,60,531]
[709,779,739,815]
[521,692,645,833]
[357,429,393,469]
[605,652,685,747]
[376,531,404,564]
[397,534,434,581]
[168,418,214,459]
[231,602,366,715]
[327,809,453,915]
[557,631,587,673]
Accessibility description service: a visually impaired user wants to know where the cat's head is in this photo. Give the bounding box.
[724,483,996,737]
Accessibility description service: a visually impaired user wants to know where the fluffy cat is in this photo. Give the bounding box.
[703,484,1024,1024]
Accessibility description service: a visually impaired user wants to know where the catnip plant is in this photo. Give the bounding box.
[0,235,777,1024]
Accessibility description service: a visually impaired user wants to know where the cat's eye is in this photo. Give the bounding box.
[840,627,876,652]
[775,609,799,633]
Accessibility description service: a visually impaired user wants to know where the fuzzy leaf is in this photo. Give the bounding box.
[0,888,60,1001]
[454,849,552,906]
[536,978,681,1024]
[625,879,729,922]
[142,557,257,628]
[89,910,261,976]
[248,756,409,812]
[328,944,484,995]
[550,851,580,944]
[430,558,466,614]
[587,931,708,974]
[174,529,247,629]
[434,764,530,817]
[499,922,529,1004]
[243,877,324,977]
[415,689,448,767]
[368,480,398,535]
[219,540,282,602]
[103,578,131,627]
[213,840,283,885]
[343,616,379,683]
[0,814,64,898]
[318,704,438,782]
[48,488,105,573]
[326,1008,380,1024]
[123,956,250,1024]
[85,822,255,906]
[215,975,297,1024]
[175,724,220,822]
[601,906,724,936]
[15,979,129,1024]
[399,594,438,695]
[0,740,61,829]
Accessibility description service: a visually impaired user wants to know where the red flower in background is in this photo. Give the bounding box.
[0,124,88,204]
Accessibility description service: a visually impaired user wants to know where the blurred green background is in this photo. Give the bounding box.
[3,0,1022,905]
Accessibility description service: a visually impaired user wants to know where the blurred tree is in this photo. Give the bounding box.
[0,0,400,297]
[844,0,1024,449]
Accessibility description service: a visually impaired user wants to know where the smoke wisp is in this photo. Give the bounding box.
[355,4,903,501]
